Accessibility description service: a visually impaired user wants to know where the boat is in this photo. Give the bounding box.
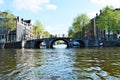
[0,35,5,49]
[73,41,80,48]
[40,42,46,48]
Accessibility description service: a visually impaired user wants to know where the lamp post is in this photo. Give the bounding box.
[93,17,96,40]
[14,18,17,42]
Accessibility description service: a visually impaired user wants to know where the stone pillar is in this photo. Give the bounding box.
[44,39,51,48]
[84,40,89,47]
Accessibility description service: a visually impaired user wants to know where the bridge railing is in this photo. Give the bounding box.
[49,34,68,38]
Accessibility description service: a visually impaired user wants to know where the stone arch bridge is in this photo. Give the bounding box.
[24,37,88,48]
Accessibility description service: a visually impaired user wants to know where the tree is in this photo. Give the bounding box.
[68,13,90,38]
[113,9,120,34]
[68,27,74,38]
[97,6,120,39]
[33,20,45,38]
[0,11,16,42]
[0,11,16,31]
[43,31,50,38]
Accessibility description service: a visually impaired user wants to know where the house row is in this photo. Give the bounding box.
[0,11,36,42]
[86,9,120,41]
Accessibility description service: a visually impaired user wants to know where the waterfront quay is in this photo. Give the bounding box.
[3,37,120,49]
[1,10,120,49]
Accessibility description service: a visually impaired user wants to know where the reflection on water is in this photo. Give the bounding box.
[0,47,120,80]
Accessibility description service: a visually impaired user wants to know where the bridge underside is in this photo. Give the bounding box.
[50,39,70,48]
[34,41,43,48]
[74,40,85,47]
[25,38,86,49]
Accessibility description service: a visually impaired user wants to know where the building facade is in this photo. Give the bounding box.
[87,9,120,40]
[16,17,35,41]
[0,11,35,42]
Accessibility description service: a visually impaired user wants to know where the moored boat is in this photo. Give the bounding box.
[40,42,46,48]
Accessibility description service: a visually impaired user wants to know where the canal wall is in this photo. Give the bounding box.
[3,39,120,49]
[86,40,120,47]
[4,41,25,48]
[24,40,36,48]
[98,40,120,47]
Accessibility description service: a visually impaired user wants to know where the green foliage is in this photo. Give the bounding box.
[33,20,50,38]
[68,13,90,38]
[113,9,120,31]
[97,6,113,30]
[97,6,120,39]
[73,13,90,32]
[43,31,50,38]
[68,6,120,40]
[68,27,74,38]
[33,20,44,38]
[0,11,16,31]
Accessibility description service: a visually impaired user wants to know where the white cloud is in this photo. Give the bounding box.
[91,0,120,7]
[46,4,57,10]
[0,0,4,4]
[13,0,57,13]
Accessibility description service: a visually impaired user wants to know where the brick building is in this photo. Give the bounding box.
[87,9,120,40]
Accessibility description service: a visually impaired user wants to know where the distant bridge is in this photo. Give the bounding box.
[5,37,120,49]
[24,37,87,48]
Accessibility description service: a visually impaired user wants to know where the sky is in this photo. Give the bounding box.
[0,0,120,35]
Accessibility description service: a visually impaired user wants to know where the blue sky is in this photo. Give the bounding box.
[0,0,120,35]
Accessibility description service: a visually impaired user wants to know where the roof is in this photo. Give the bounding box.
[23,20,31,24]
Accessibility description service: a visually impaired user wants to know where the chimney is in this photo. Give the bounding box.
[96,13,98,17]
[17,16,19,22]
[100,10,102,14]
[21,18,23,24]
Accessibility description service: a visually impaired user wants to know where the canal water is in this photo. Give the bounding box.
[0,47,120,80]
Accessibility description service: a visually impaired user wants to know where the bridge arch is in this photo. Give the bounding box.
[34,40,44,48]
[50,38,70,48]
[73,39,85,47]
